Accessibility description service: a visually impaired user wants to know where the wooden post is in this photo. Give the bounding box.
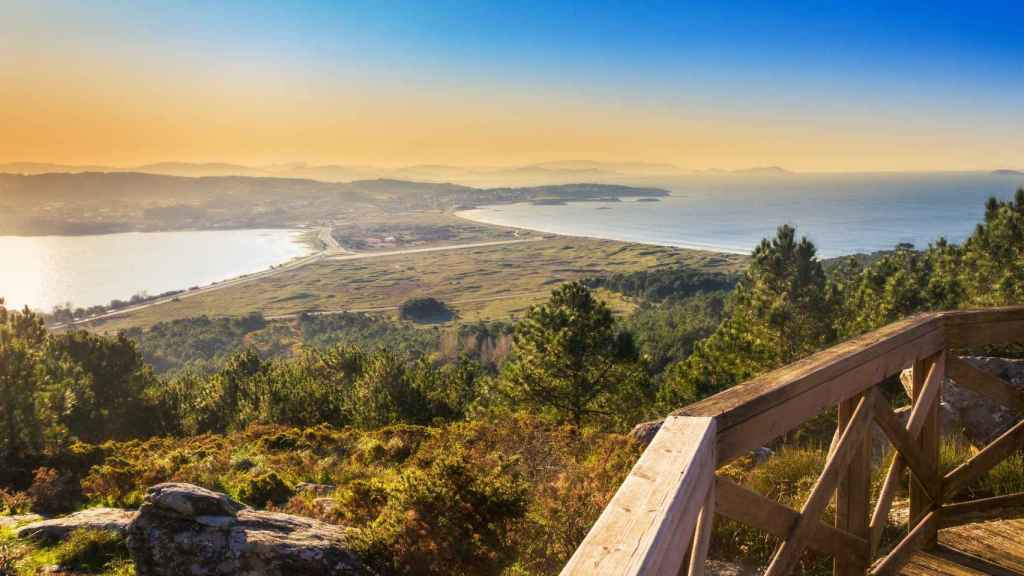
[835,393,871,576]
[909,353,942,545]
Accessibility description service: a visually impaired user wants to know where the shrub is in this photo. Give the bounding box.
[26,468,80,515]
[52,529,130,572]
[362,450,529,576]
[399,298,455,323]
[0,489,31,515]
[234,471,294,508]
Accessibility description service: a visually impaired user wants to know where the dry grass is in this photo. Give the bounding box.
[92,235,745,331]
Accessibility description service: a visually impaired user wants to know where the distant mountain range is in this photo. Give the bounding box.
[992,169,1024,176]
[0,160,799,187]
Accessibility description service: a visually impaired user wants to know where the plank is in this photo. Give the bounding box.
[938,517,1024,574]
[714,476,868,567]
[836,393,872,576]
[947,356,1024,414]
[714,327,943,464]
[764,395,873,576]
[927,545,1023,576]
[942,306,1024,349]
[561,416,716,576]
[939,492,1024,528]
[676,313,943,464]
[910,354,942,537]
[897,549,995,576]
[871,511,938,576]
[870,389,941,502]
[943,419,1024,500]
[686,482,716,576]
[906,354,944,440]
[871,454,905,558]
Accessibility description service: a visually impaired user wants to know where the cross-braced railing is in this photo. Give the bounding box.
[561,306,1024,576]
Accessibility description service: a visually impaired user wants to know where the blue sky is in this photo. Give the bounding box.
[3,1,1022,169]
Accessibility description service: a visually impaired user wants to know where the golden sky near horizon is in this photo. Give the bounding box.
[2,2,1021,172]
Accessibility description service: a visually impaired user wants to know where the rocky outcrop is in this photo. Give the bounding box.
[127,482,369,576]
[295,482,336,497]
[628,419,663,446]
[0,514,41,530]
[901,356,1024,447]
[16,508,135,543]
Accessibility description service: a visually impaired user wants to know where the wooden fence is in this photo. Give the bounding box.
[561,306,1024,575]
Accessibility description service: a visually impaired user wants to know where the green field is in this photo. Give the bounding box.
[91,234,746,331]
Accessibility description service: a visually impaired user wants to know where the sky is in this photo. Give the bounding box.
[2,1,1022,171]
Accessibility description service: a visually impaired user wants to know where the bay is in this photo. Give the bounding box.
[1,229,311,311]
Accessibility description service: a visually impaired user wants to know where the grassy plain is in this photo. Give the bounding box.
[92,229,746,332]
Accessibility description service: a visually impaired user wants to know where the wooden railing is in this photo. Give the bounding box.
[562,306,1024,576]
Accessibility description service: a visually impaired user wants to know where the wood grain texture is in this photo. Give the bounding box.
[714,476,868,567]
[686,482,716,576]
[871,511,938,576]
[909,354,942,539]
[836,393,872,576]
[676,313,943,464]
[764,395,873,576]
[561,416,716,576]
[939,492,1024,528]
[870,389,941,502]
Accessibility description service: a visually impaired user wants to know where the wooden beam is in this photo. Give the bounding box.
[686,482,716,576]
[942,306,1024,349]
[947,356,1024,413]
[835,393,872,576]
[764,395,873,576]
[943,418,1024,499]
[869,453,904,559]
[869,389,941,502]
[938,491,1024,528]
[676,313,944,464]
[561,416,716,576]
[869,511,938,576]
[714,476,868,567]
[906,354,944,440]
[909,354,942,541]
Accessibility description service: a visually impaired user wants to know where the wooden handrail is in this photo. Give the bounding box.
[561,416,716,575]
[564,306,1024,575]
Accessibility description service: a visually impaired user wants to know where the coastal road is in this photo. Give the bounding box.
[59,235,541,328]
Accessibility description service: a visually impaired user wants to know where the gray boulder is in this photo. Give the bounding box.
[628,419,663,446]
[127,482,369,576]
[16,508,135,543]
[0,514,42,530]
[295,482,337,497]
[901,356,1024,447]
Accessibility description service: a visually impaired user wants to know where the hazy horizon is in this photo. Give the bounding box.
[4,1,1022,172]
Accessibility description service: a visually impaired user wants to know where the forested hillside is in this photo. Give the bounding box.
[2,190,1023,575]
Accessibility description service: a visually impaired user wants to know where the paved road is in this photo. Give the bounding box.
[59,235,541,327]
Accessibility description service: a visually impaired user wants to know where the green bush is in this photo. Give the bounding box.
[52,529,130,573]
[362,450,529,576]
[234,471,294,508]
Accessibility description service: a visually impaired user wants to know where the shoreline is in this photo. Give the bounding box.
[454,206,752,256]
[18,228,319,319]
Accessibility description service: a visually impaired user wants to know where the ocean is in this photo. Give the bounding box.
[458,172,1024,258]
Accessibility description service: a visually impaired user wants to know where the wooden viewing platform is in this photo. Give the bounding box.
[562,306,1024,575]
